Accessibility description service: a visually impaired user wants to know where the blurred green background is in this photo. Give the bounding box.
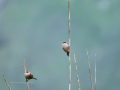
[0,0,120,90]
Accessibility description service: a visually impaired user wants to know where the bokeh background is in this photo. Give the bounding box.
[0,0,120,90]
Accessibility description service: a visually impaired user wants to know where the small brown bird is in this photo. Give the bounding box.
[62,42,70,56]
[24,71,37,82]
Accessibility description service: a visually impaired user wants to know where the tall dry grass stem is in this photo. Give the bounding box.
[95,51,96,90]
[68,0,71,90]
[73,52,80,90]
[23,60,29,90]
[2,73,11,90]
[86,49,93,90]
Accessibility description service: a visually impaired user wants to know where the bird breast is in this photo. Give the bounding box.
[62,43,69,52]
[25,73,30,78]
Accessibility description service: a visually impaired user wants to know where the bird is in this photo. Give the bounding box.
[62,42,70,56]
[24,71,37,82]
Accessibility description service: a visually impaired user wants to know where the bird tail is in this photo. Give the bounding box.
[26,79,28,82]
[67,51,69,56]
[33,78,37,80]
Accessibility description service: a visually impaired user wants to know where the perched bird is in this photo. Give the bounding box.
[24,71,37,82]
[62,42,70,56]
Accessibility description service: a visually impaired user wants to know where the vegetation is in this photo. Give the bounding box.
[1,0,120,90]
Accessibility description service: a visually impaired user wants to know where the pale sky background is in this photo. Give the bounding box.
[0,0,120,90]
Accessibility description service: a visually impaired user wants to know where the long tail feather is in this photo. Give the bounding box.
[33,78,37,80]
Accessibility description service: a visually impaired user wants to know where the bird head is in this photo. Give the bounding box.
[26,71,30,73]
[63,42,67,44]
